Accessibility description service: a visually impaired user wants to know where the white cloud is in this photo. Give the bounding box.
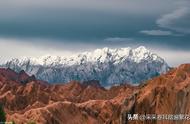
[142,1,190,35]
[156,7,190,34]
[104,37,134,42]
[140,30,173,36]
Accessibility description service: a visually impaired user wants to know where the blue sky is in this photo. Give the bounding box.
[0,0,189,66]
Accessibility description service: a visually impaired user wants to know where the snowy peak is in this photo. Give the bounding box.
[2,46,170,86]
[8,46,163,66]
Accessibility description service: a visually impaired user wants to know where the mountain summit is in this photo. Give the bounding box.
[2,46,169,86]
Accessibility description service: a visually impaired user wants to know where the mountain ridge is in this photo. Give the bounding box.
[2,46,170,86]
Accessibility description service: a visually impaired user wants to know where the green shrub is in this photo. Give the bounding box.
[27,121,36,124]
[12,120,16,124]
[0,104,6,122]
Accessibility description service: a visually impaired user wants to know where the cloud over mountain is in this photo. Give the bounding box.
[157,7,190,34]
[140,30,173,36]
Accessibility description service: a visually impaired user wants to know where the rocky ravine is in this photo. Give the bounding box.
[0,64,190,124]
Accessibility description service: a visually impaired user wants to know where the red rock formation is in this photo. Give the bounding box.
[125,64,190,124]
[0,68,137,124]
[1,64,190,124]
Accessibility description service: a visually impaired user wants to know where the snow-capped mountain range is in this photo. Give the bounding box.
[1,46,170,86]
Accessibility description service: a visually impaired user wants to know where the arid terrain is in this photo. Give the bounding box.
[0,64,190,124]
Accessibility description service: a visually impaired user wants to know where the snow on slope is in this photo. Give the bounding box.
[2,46,170,86]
